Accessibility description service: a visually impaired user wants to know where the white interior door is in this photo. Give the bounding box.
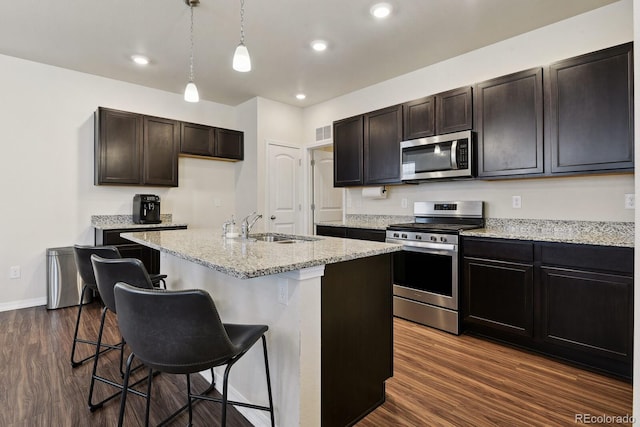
[313,149,343,223]
[267,143,301,234]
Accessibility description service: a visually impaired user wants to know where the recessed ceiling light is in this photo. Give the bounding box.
[296,93,307,100]
[311,40,328,52]
[370,3,392,19]
[131,55,150,66]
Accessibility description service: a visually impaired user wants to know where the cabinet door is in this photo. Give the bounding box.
[463,257,534,337]
[143,116,179,187]
[546,42,634,173]
[539,266,633,368]
[333,115,364,187]
[95,108,143,185]
[402,96,435,140]
[476,68,543,177]
[363,105,402,184]
[214,128,244,160]
[435,86,473,135]
[180,122,214,156]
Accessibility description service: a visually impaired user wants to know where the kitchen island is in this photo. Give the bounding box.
[122,229,402,427]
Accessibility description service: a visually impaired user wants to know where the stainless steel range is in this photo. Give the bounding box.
[386,201,484,334]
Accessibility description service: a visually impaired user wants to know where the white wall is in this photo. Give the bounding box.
[0,54,240,309]
[302,0,634,222]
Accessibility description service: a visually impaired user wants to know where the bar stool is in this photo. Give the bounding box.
[114,282,275,427]
[87,255,156,412]
[71,245,122,368]
[71,245,167,368]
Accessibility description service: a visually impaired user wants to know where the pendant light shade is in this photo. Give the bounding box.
[233,0,251,72]
[233,43,251,72]
[184,81,199,102]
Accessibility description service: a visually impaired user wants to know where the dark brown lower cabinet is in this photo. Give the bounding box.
[462,237,633,379]
[316,225,386,242]
[321,254,393,426]
[95,226,187,274]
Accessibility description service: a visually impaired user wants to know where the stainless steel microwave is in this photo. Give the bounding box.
[401,130,474,181]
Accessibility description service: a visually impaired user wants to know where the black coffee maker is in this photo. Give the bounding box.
[133,194,161,224]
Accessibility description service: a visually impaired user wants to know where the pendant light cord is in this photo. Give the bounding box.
[239,0,245,45]
[189,4,195,82]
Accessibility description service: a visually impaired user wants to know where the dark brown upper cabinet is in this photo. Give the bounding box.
[95,107,178,187]
[475,68,544,178]
[364,105,402,184]
[402,96,435,140]
[402,86,472,140]
[546,42,634,174]
[333,105,402,187]
[333,115,364,186]
[143,116,179,186]
[180,121,214,157]
[180,123,244,161]
[435,86,473,135]
[95,108,143,185]
[214,128,244,160]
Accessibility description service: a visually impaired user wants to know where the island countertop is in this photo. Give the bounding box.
[122,229,402,279]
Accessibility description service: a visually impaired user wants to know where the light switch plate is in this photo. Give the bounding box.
[624,193,635,209]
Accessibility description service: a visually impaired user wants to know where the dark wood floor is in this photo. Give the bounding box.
[359,319,632,427]
[0,304,632,426]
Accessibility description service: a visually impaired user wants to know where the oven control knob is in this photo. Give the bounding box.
[416,235,422,240]
[401,233,408,239]
[440,236,447,243]
[430,236,437,242]
[393,233,399,238]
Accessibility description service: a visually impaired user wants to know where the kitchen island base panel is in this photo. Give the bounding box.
[159,251,393,427]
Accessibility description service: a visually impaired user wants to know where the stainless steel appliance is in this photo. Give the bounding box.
[386,201,484,334]
[133,194,161,224]
[401,130,475,181]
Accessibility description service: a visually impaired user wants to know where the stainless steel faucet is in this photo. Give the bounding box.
[241,212,262,239]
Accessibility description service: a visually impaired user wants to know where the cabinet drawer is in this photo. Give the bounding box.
[462,237,533,262]
[346,228,386,242]
[316,225,347,238]
[538,243,633,275]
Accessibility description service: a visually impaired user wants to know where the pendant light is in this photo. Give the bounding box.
[184,0,199,102]
[232,0,251,72]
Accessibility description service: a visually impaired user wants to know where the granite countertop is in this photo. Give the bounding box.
[461,218,634,248]
[91,214,188,230]
[122,229,402,279]
[316,214,413,231]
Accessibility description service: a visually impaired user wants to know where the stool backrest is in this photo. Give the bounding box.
[73,245,121,289]
[114,282,237,374]
[91,256,154,313]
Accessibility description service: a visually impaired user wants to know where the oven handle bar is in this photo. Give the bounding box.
[385,238,457,253]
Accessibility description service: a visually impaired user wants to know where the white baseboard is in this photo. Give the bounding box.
[0,297,47,313]
[199,370,272,426]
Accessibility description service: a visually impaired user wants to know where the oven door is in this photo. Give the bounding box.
[389,243,458,310]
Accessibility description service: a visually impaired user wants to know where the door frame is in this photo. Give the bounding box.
[265,140,303,233]
[305,141,346,235]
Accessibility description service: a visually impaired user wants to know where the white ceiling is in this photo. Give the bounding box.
[0,0,618,107]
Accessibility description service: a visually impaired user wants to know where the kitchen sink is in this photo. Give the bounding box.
[249,233,321,244]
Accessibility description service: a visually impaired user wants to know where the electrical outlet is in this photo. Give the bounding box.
[214,198,222,207]
[512,196,522,209]
[401,198,408,209]
[277,279,289,305]
[9,265,20,279]
[624,193,635,209]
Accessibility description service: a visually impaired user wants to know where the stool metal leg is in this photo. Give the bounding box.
[262,335,276,427]
[88,306,109,411]
[117,352,135,427]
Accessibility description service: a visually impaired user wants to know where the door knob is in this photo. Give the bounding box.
[270,215,276,220]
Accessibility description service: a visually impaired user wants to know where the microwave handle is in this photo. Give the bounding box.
[450,140,458,168]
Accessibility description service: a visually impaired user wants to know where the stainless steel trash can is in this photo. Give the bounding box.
[46,246,92,309]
